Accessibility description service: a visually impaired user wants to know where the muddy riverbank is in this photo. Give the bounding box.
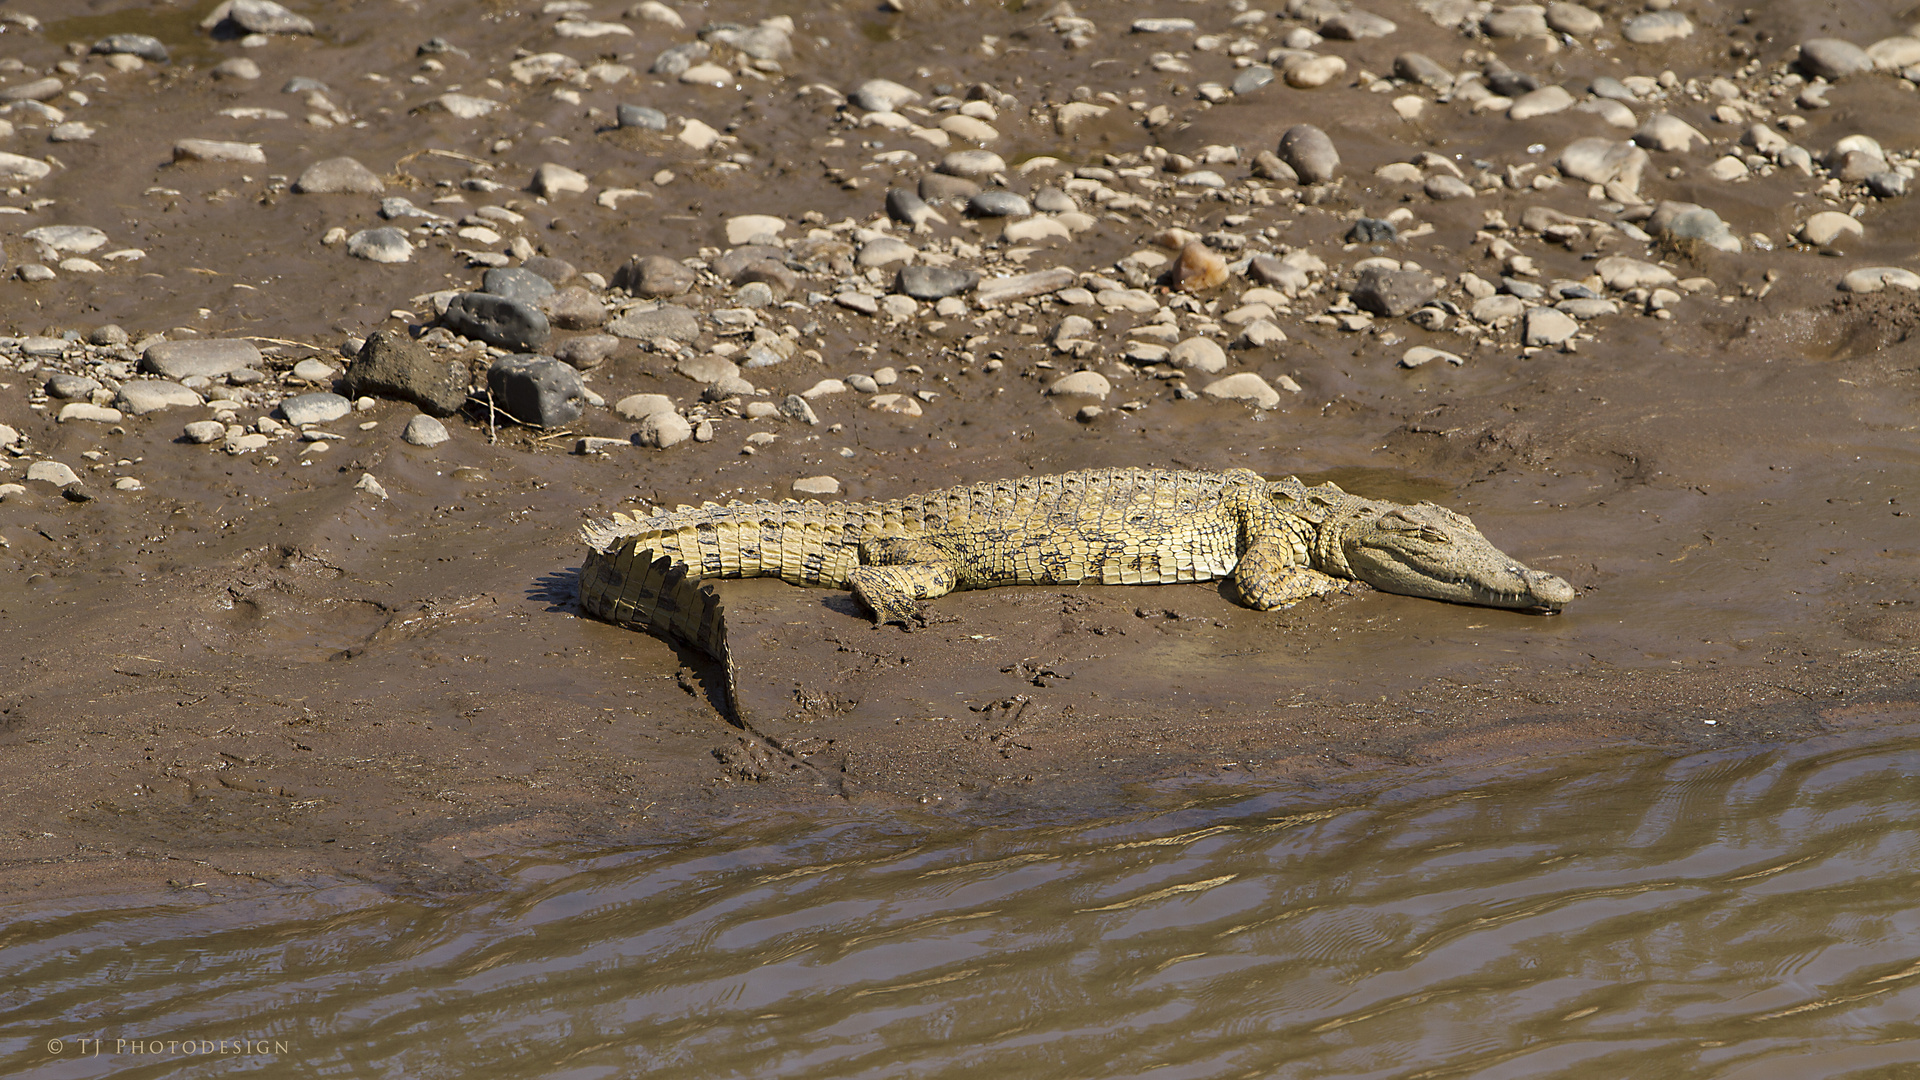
[1,0,1917,897]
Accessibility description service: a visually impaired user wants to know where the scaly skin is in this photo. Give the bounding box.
[575,468,1575,713]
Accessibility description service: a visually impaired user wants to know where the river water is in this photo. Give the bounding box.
[8,724,1920,1079]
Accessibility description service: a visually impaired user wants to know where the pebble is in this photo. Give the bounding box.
[1594,256,1677,290]
[1321,10,1397,39]
[966,190,1031,218]
[277,392,350,426]
[1046,371,1111,398]
[1132,18,1197,33]
[214,0,315,35]
[183,420,228,444]
[609,304,701,342]
[445,292,552,351]
[1424,175,1476,200]
[0,152,52,182]
[27,460,81,487]
[725,215,786,246]
[57,403,123,424]
[1483,6,1548,37]
[1648,201,1741,252]
[49,123,94,142]
[1841,267,1920,293]
[941,115,999,144]
[614,393,675,421]
[45,373,100,399]
[93,33,169,62]
[344,330,470,416]
[1867,36,1920,71]
[781,394,821,426]
[1800,211,1863,247]
[487,355,584,428]
[1202,373,1282,409]
[1232,66,1276,95]
[938,150,1007,179]
[1278,124,1339,183]
[637,410,694,447]
[793,476,841,496]
[1557,137,1648,190]
[1523,307,1579,346]
[290,358,337,384]
[614,254,695,297]
[650,42,709,78]
[1282,55,1347,90]
[115,380,203,414]
[1238,319,1289,348]
[354,473,388,499]
[1394,52,1453,89]
[835,292,881,315]
[1352,267,1439,317]
[617,104,668,131]
[680,63,733,87]
[347,227,413,263]
[1635,113,1707,153]
[1005,218,1071,244]
[849,79,920,113]
[213,58,261,81]
[1546,2,1603,35]
[1621,12,1693,44]
[483,266,557,305]
[885,187,943,231]
[1401,346,1464,368]
[555,334,620,369]
[1170,337,1228,374]
[24,225,108,253]
[533,162,590,197]
[1798,38,1873,80]
[857,237,916,268]
[974,266,1078,307]
[896,265,978,299]
[173,139,266,164]
[143,339,262,379]
[1509,85,1573,120]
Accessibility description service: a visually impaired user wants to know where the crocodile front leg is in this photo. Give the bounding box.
[850,536,958,625]
[1231,539,1342,609]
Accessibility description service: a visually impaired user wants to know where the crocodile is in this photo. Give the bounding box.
[575,467,1574,714]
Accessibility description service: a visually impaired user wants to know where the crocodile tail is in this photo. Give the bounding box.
[578,541,737,715]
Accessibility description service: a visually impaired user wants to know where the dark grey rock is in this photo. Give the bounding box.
[521,255,577,284]
[612,254,695,297]
[919,172,982,203]
[486,355,585,428]
[1345,217,1398,244]
[608,304,701,343]
[142,339,263,379]
[966,190,1032,218]
[482,266,557,305]
[280,392,352,426]
[895,265,979,300]
[1485,68,1539,97]
[344,330,471,417]
[443,292,551,352]
[93,33,168,62]
[1279,124,1339,183]
[651,41,710,77]
[45,372,100,399]
[1869,171,1909,198]
[886,187,936,228]
[1351,267,1438,317]
[1501,277,1545,299]
[617,104,668,131]
[555,334,620,369]
[1394,52,1452,89]
[1231,66,1275,95]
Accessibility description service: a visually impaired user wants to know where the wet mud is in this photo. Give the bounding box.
[1,0,1917,897]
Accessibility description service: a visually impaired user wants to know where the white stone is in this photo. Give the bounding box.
[57,402,123,424]
[26,460,80,486]
[1635,113,1708,153]
[726,214,785,245]
[1202,373,1282,408]
[403,414,450,447]
[637,410,693,447]
[1799,211,1863,246]
[1170,337,1228,374]
[1841,266,1920,293]
[1595,255,1678,290]
[1045,371,1111,398]
[1523,307,1579,346]
[1003,217,1071,244]
[1401,346,1464,367]
[1508,85,1574,120]
[614,392,676,420]
[792,475,841,496]
[679,118,721,150]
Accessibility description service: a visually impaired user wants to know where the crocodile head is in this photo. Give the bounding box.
[1335,501,1575,612]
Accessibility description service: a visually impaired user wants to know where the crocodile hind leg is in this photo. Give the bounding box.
[1231,538,1342,610]
[850,536,957,625]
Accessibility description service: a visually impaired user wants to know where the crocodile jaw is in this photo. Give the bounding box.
[1340,503,1575,612]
